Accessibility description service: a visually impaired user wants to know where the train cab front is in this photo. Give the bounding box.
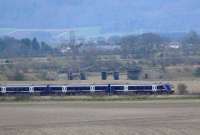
[164,84,175,94]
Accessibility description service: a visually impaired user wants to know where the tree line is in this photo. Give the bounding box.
[0,37,58,58]
[1,31,200,59]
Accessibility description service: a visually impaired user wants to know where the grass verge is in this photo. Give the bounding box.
[0,95,200,102]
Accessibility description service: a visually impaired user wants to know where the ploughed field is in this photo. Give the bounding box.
[0,100,200,135]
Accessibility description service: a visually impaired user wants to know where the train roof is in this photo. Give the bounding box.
[0,83,169,87]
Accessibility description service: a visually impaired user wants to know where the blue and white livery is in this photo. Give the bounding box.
[0,83,174,95]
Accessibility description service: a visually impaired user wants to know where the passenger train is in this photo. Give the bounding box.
[0,83,174,96]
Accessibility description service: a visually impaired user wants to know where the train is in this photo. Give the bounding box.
[0,83,174,96]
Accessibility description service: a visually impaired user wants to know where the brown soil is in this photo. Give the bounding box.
[0,100,200,135]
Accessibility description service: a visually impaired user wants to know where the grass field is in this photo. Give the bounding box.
[0,100,200,135]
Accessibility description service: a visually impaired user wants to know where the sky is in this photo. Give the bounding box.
[0,0,200,33]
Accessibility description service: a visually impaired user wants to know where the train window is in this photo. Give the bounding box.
[6,87,29,92]
[128,86,137,90]
[144,86,152,90]
[137,86,144,90]
[50,87,62,91]
[95,86,108,90]
[111,86,124,90]
[34,87,47,91]
[67,87,90,91]
[67,87,73,91]
[157,85,164,90]
[0,87,2,91]
[82,87,90,90]
[129,86,147,90]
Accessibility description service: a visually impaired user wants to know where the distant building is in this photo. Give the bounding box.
[80,45,120,51]
[168,42,181,49]
[60,47,71,53]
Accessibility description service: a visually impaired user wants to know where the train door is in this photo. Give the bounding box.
[108,84,111,95]
[90,85,95,93]
[29,86,34,94]
[152,85,157,93]
[2,87,6,94]
[62,86,67,94]
[47,85,50,94]
[124,85,128,92]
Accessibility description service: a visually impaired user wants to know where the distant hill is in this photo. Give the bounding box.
[0,27,102,44]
